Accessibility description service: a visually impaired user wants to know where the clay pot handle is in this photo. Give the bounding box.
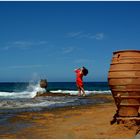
[117,54,120,61]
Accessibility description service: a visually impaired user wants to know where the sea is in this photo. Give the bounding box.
[0,82,111,113]
[0,81,112,134]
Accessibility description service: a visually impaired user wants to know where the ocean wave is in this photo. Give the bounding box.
[50,90,111,95]
[0,81,111,99]
[0,90,111,99]
[0,97,76,109]
[0,95,111,113]
[0,83,46,99]
[0,82,112,113]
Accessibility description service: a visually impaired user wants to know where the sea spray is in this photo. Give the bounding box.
[26,82,46,98]
[0,82,46,99]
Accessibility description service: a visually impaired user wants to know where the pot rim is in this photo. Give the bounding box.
[113,50,140,54]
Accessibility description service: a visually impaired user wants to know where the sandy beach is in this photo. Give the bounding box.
[0,94,138,139]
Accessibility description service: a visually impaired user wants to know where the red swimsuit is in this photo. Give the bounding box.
[75,69,84,87]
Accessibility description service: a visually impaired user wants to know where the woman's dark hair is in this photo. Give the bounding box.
[82,67,88,76]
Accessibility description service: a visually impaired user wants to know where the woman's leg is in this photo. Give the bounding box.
[77,86,82,96]
[80,87,86,96]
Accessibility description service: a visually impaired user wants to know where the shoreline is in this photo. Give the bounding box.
[0,94,138,139]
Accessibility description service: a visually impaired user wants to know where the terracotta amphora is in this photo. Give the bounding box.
[108,50,140,117]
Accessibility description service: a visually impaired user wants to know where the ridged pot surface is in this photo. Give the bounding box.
[108,50,140,117]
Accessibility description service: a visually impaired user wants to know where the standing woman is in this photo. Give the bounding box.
[74,66,88,96]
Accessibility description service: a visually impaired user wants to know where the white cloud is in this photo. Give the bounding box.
[62,46,75,54]
[67,31,83,38]
[3,41,48,50]
[0,64,48,70]
[67,32,104,40]
[90,33,104,40]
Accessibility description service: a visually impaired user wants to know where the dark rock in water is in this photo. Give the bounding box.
[35,92,71,97]
[40,79,48,88]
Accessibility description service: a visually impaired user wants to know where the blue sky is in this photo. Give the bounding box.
[0,1,140,82]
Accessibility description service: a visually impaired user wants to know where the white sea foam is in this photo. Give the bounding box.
[0,89,111,99]
[0,96,78,110]
[50,90,111,95]
[0,82,46,99]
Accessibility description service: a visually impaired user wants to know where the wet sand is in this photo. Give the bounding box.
[0,95,138,139]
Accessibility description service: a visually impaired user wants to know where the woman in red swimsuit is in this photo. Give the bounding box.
[74,67,88,96]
